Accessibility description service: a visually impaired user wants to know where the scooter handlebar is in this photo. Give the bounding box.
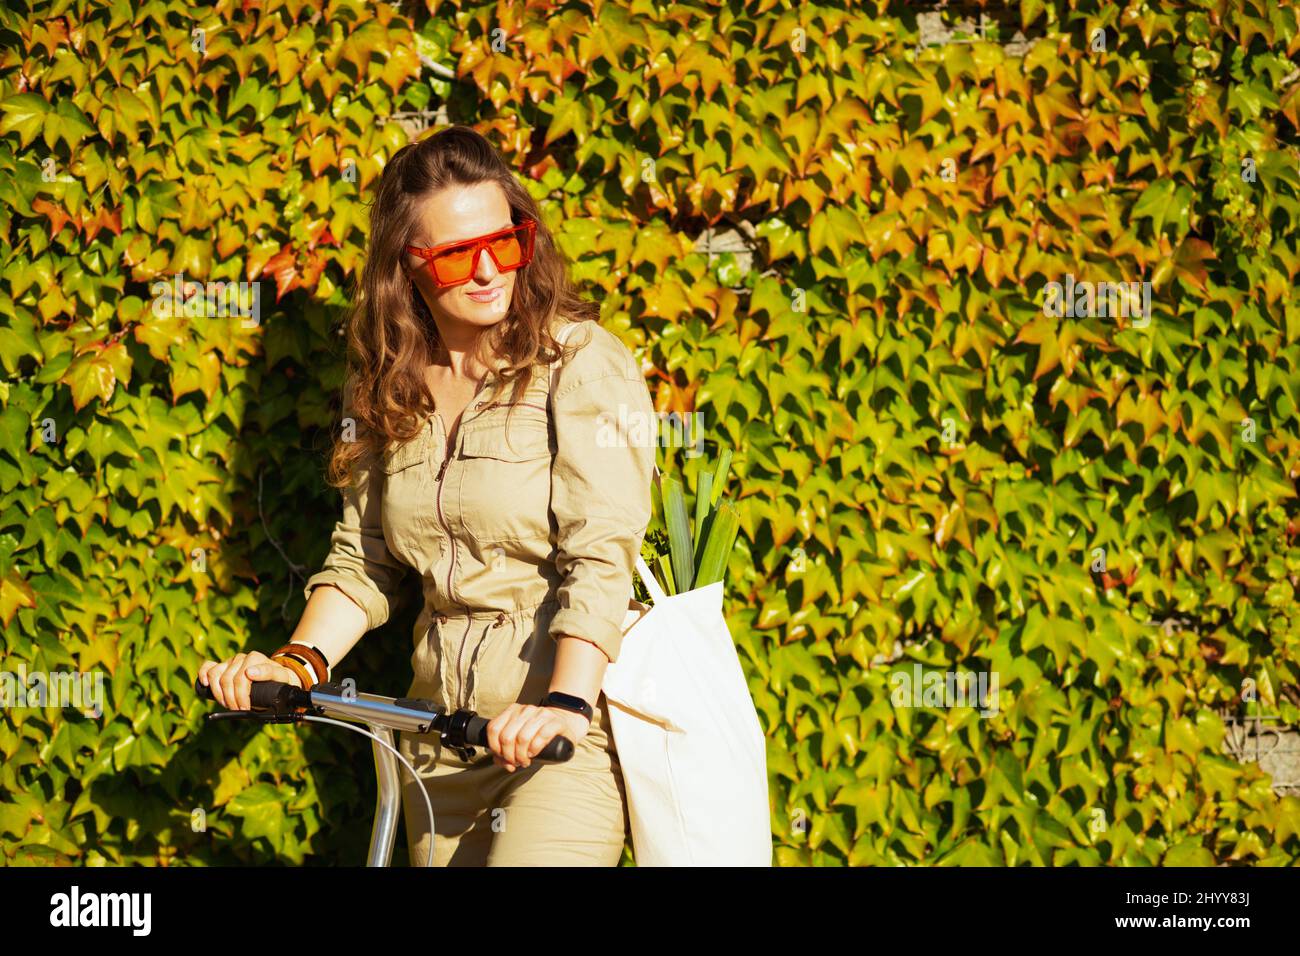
[194,677,574,761]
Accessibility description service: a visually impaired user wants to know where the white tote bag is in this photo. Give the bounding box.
[549,321,770,865]
[603,554,773,866]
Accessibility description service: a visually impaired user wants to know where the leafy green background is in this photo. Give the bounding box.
[2,0,1299,865]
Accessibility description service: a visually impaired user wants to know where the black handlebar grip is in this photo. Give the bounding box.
[540,734,575,762]
[250,681,295,710]
[193,676,296,711]
[465,715,574,762]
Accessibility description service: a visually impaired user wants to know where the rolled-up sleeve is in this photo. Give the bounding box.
[547,323,656,663]
[302,387,409,631]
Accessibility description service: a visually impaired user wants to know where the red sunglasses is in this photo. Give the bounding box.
[405,220,537,289]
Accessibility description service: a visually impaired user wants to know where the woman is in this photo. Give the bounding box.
[198,126,657,866]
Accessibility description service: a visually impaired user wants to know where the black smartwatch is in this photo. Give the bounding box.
[540,691,593,723]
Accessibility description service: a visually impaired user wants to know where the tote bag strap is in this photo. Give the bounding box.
[634,553,667,604]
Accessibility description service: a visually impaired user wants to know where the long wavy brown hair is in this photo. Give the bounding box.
[325,125,599,488]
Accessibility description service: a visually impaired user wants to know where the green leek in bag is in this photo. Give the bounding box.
[644,449,740,595]
[661,475,694,595]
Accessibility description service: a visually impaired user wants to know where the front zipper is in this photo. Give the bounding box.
[433,385,527,711]
[434,416,472,709]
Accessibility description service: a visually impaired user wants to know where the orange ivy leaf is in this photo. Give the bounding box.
[32,197,74,237]
[80,204,122,242]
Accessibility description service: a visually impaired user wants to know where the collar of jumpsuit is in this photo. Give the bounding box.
[302,318,658,715]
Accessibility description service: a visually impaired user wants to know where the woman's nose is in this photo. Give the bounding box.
[474,246,499,283]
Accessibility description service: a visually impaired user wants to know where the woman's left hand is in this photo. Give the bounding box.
[487,703,591,771]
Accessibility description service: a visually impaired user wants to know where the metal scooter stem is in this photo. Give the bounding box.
[295,714,433,867]
[368,724,401,867]
[304,684,422,864]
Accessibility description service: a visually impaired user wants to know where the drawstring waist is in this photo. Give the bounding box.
[425,597,561,713]
[415,597,560,713]
[428,596,560,626]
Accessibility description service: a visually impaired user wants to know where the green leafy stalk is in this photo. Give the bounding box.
[694,500,739,587]
[661,474,694,593]
[656,551,676,596]
[710,447,732,507]
[692,470,713,572]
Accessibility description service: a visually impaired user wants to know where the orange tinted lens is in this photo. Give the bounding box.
[488,232,523,268]
[431,245,476,284]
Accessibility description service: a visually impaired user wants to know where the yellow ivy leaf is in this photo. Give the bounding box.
[0,570,37,625]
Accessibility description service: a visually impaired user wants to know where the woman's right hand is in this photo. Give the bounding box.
[197,651,303,711]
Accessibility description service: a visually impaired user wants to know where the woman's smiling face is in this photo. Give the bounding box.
[406,180,519,331]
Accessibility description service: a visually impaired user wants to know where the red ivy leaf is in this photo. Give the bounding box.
[260,246,301,300]
[32,197,74,237]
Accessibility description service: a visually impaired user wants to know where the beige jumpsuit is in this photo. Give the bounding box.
[302,319,656,866]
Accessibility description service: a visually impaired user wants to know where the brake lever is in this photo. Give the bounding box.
[205,710,310,725]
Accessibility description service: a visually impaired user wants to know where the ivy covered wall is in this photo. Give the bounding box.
[1,0,1298,865]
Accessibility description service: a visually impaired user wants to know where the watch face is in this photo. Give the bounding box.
[546,692,591,715]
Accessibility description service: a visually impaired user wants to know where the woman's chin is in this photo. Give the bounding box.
[447,306,511,328]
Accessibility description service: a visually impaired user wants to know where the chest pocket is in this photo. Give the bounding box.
[378,436,431,562]
[380,438,428,474]
[460,416,550,461]
[457,408,553,542]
